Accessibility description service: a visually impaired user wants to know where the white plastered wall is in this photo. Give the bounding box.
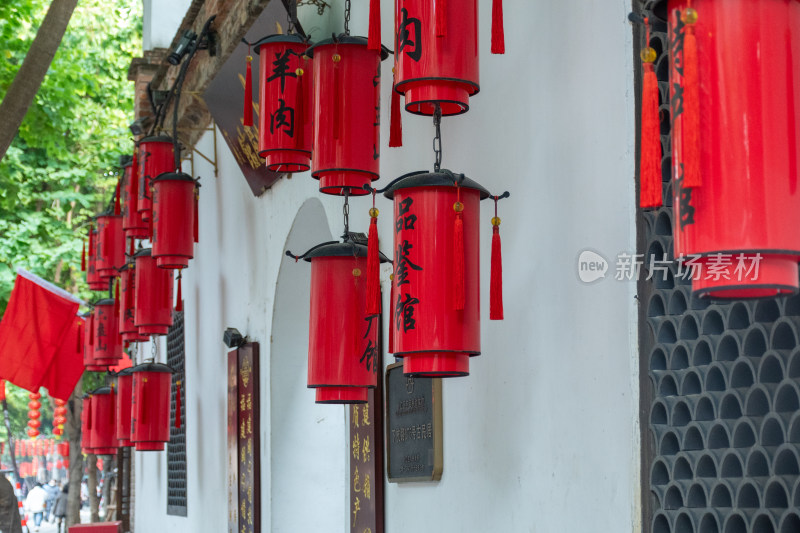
[134,0,640,531]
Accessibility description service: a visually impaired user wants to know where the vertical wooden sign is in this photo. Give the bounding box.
[228,343,261,533]
[350,317,384,533]
[227,351,239,533]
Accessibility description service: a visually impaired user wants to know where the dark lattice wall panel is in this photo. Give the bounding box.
[640,4,800,532]
[167,310,187,516]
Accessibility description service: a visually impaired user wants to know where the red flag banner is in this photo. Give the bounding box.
[0,269,84,392]
[40,316,85,401]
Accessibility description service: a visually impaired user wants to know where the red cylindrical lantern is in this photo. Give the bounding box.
[91,299,123,368]
[254,34,314,172]
[308,36,389,196]
[666,0,800,298]
[151,172,198,269]
[301,240,389,403]
[119,261,148,343]
[88,387,117,455]
[385,171,488,376]
[57,442,69,458]
[137,136,175,222]
[130,362,173,451]
[82,311,95,369]
[393,0,479,115]
[87,227,106,291]
[115,368,134,447]
[134,248,174,336]
[95,213,125,280]
[122,152,151,240]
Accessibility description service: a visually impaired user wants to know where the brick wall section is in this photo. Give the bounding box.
[129,0,272,153]
[127,48,168,123]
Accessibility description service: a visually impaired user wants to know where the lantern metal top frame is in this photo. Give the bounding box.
[305,35,391,60]
[382,170,491,200]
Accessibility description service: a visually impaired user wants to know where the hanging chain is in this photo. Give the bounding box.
[287,6,295,34]
[343,189,350,237]
[344,0,351,35]
[151,338,157,363]
[433,104,443,172]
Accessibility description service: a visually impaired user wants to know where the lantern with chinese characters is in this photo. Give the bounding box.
[90,299,123,370]
[393,0,479,116]
[295,239,389,403]
[151,172,198,269]
[307,36,390,195]
[115,368,134,447]
[384,171,488,376]
[118,261,148,343]
[95,212,125,281]
[661,0,800,298]
[86,226,106,291]
[254,34,314,172]
[130,362,173,451]
[134,248,174,336]
[88,387,118,455]
[137,136,175,222]
[121,152,151,240]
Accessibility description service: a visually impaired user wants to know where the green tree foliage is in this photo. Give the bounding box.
[0,0,142,309]
[0,1,142,438]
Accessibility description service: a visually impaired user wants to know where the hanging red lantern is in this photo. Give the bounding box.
[57,442,69,458]
[385,171,488,376]
[53,428,63,437]
[54,406,67,417]
[130,362,173,451]
[151,172,198,269]
[134,249,174,336]
[115,368,134,447]
[664,0,800,298]
[27,420,40,429]
[95,212,125,281]
[254,34,314,172]
[53,415,66,426]
[27,401,40,411]
[27,429,39,438]
[294,239,389,403]
[87,388,117,455]
[137,136,175,222]
[82,311,97,370]
[393,0,479,116]
[122,152,151,240]
[91,299,123,369]
[308,36,389,196]
[85,226,106,291]
[119,261,149,343]
[27,410,40,420]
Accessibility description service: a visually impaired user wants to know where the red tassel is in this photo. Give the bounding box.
[453,209,465,311]
[295,66,305,150]
[389,76,403,148]
[243,50,254,127]
[175,381,181,429]
[435,0,447,37]
[388,274,396,353]
[368,0,381,51]
[113,279,120,317]
[682,17,701,188]
[491,0,505,54]
[76,323,82,353]
[193,187,199,243]
[640,60,662,206]
[333,56,341,140]
[175,272,183,312]
[81,240,86,271]
[114,183,121,215]
[490,225,504,320]
[366,205,381,316]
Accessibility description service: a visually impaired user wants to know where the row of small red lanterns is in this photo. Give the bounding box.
[79,128,191,452]
[253,1,508,405]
